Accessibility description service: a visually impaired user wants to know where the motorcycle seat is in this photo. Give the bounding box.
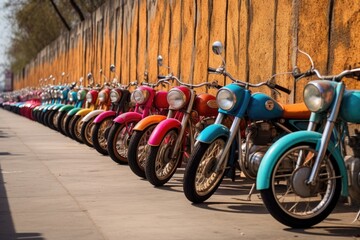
[281,102,311,119]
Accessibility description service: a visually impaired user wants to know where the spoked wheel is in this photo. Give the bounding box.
[52,111,61,130]
[107,121,136,164]
[92,116,114,155]
[128,125,157,178]
[56,111,67,134]
[260,144,341,228]
[70,115,84,143]
[80,116,96,147]
[145,130,181,186]
[183,138,227,203]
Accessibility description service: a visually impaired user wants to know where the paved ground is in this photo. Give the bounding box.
[0,108,359,240]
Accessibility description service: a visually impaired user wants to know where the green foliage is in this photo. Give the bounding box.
[6,0,106,73]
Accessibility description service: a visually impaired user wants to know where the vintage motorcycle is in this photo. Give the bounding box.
[92,75,136,155]
[107,76,169,164]
[144,56,220,186]
[182,41,311,203]
[256,52,360,228]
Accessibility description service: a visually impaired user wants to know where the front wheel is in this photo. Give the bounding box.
[81,116,96,147]
[92,116,114,155]
[145,130,181,186]
[128,125,157,178]
[107,121,136,164]
[70,115,84,143]
[260,144,341,228]
[183,138,227,203]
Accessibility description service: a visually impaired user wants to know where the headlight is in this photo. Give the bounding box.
[132,89,149,104]
[304,81,335,112]
[167,89,186,110]
[86,92,93,103]
[216,88,236,111]
[98,91,107,103]
[77,90,86,100]
[67,92,74,102]
[110,90,121,103]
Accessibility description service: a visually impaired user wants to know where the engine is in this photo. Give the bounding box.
[346,130,360,205]
[240,121,278,179]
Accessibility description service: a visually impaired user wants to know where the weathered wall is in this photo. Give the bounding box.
[13,0,360,103]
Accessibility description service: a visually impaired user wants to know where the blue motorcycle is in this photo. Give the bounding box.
[182,41,311,203]
[256,53,360,228]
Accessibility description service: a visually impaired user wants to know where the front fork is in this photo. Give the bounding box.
[214,115,242,172]
[305,83,345,186]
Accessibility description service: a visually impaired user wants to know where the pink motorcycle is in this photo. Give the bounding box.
[144,56,220,186]
[107,78,170,164]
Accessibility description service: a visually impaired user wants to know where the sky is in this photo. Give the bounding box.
[0,0,12,90]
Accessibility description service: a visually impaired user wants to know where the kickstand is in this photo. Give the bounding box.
[352,209,360,223]
[246,183,255,201]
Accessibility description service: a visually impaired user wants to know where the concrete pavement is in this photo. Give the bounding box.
[0,108,359,240]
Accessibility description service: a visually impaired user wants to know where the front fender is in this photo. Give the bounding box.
[256,131,348,196]
[82,110,105,122]
[133,115,167,131]
[76,108,92,117]
[94,110,116,123]
[148,118,181,146]
[113,112,142,124]
[59,105,75,112]
[67,107,82,116]
[52,104,65,111]
[196,124,230,144]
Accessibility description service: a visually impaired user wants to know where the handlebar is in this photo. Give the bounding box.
[158,72,221,89]
[208,67,291,95]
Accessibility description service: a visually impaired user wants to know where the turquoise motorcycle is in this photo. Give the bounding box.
[256,59,360,228]
[182,41,311,203]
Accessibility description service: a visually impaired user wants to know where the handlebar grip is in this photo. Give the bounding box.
[158,75,166,79]
[208,67,217,73]
[214,84,223,89]
[274,84,291,95]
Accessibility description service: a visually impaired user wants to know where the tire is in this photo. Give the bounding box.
[183,138,227,203]
[145,129,181,186]
[92,116,114,155]
[70,115,84,143]
[128,125,157,178]
[259,144,342,228]
[52,111,61,130]
[56,111,67,134]
[63,113,73,137]
[47,110,57,130]
[107,121,136,164]
[80,116,96,147]
[58,112,70,136]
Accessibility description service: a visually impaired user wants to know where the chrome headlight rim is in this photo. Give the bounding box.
[86,92,93,104]
[98,91,107,103]
[132,89,149,104]
[303,81,335,113]
[167,88,186,110]
[110,90,121,103]
[216,88,236,111]
[77,90,86,100]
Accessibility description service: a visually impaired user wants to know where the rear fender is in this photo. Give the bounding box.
[256,131,348,196]
[94,110,116,123]
[148,119,182,146]
[133,115,167,131]
[113,112,142,124]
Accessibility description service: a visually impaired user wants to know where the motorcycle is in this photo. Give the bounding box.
[256,51,360,228]
[107,75,169,164]
[143,56,220,186]
[92,67,136,155]
[182,41,311,203]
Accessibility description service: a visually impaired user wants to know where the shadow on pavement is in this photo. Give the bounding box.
[0,163,44,240]
[285,226,360,238]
